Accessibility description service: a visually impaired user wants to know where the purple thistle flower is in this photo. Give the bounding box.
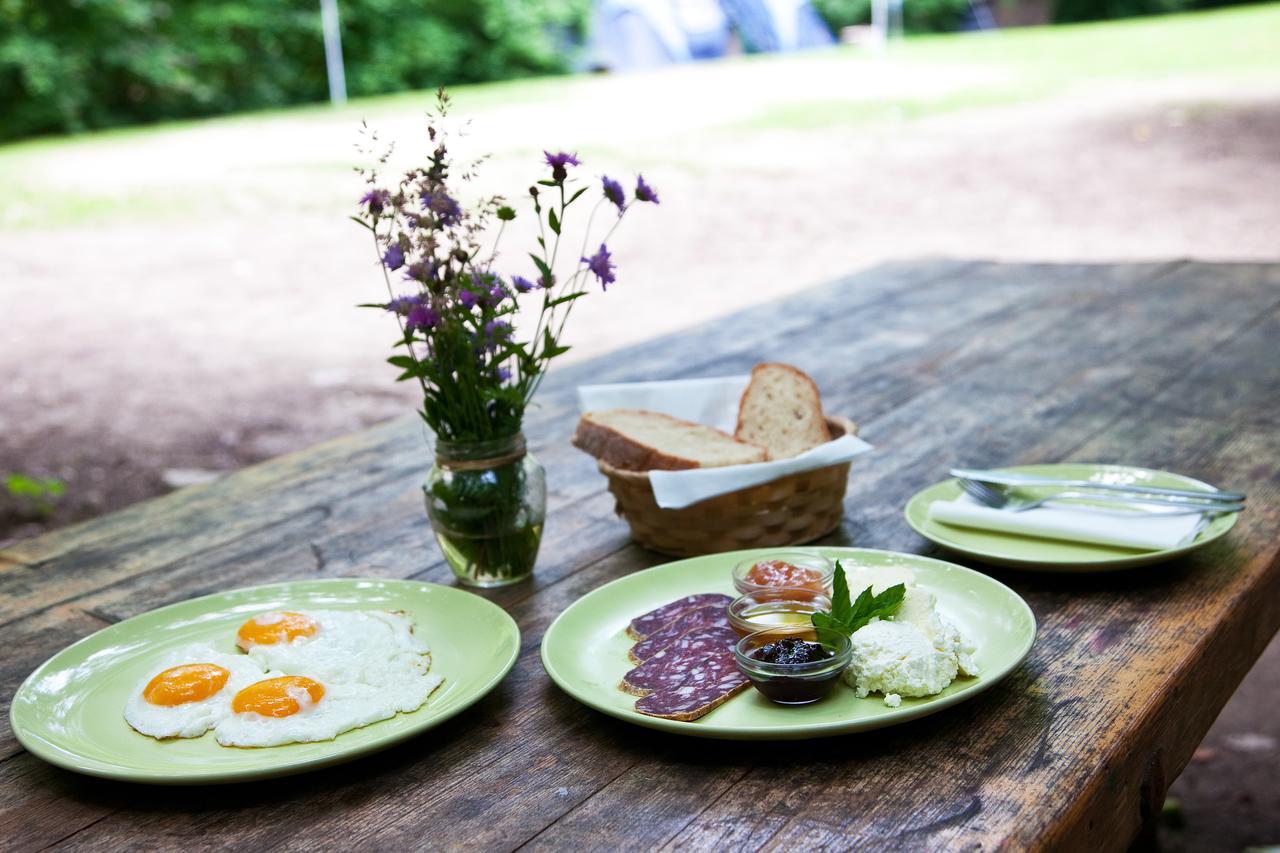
[360,189,390,215]
[582,243,616,289]
[602,175,626,213]
[458,290,478,309]
[422,191,462,227]
[403,260,434,283]
[634,175,659,204]
[485,319,512,339]
[384,294,419,316]
[405,305,439,332]
[544,150,580,183]
[512,275,536,293]
[382,245,405,271]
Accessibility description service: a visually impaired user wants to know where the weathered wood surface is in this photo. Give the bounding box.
[2,259,1278,852]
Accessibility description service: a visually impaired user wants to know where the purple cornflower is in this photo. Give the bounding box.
[485,319,512,339]
[602,175,626,213]
[634,175,659,204]
[544,151,580,183]
[382,245,405,271]
[384,294,419,315]
[489,284,507,304]
[458,289,478,309]
[360,189,390,215]
[512,275,536,293]
[403,260,433,283]
[422,191,462,226]
[405,304,439,332]
[582,243,616,289]
[495,366,512,382]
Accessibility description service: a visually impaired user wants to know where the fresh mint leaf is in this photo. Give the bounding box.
[829,560,852,625]
[847,583,906,634]
[810,560,907,641]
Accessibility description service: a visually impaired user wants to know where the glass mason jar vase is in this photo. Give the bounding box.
[424,432,546,588]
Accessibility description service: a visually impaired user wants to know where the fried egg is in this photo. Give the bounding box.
[237,609,432,691]
[123,646,268,739]
[214,672,443,748]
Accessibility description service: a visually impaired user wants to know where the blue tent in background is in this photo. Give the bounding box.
[587,0,835,71]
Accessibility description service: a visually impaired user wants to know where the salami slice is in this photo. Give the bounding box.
[626,593,733,640]
[634,651,749,721]
[619,625,738,696]
[629,604,732,663]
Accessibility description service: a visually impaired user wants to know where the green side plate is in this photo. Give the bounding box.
[540,548,1035,740]
[904,463,1238,572]
[10,578,520,784]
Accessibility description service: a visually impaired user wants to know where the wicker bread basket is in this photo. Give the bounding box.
[597,415,857,557]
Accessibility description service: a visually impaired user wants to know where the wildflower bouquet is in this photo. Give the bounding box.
[352,91,658,586]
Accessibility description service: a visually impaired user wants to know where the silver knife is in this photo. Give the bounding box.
[949,468,1246,503]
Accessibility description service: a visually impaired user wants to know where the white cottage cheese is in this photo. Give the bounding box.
[841,586,979,706]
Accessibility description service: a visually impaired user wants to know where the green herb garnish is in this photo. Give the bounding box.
[811,560,906,648]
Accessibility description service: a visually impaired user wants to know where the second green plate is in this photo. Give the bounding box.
[541,548,1035,740]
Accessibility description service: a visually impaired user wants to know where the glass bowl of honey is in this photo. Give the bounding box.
[732,552,834,597]
[728,587,831,637]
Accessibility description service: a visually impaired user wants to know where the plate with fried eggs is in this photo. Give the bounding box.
[9,578,519,784]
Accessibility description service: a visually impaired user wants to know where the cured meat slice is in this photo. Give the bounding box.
[619,625,738,696]
[629,604,732,663]
[634,651,749,721]
[626,593,733,640]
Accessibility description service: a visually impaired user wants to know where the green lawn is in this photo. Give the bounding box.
[3,2,1278,229]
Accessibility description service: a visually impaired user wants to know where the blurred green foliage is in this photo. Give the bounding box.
[3,474,65,517]
[0,0,586,142]
[811,0,1257,31]
[1050,0,1245,22]
[811,0,972,33]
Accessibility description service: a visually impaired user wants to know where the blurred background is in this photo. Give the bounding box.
[1,1,1277,847]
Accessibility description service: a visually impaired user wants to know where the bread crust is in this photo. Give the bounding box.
[572,409,765,472]
[734,363,830,459]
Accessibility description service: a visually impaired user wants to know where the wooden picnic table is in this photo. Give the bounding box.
[2,259,1278,851]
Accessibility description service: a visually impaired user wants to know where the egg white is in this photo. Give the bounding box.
[243,609,433,691]
[123,645,271,739]
[214,673,444,748]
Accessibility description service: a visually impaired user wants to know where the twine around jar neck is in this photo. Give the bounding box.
[434,432,527,471]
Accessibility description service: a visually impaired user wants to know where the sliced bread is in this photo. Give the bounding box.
[573,409,767,471]
[734,363,830,460]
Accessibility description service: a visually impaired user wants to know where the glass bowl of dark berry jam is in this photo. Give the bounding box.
[734,626,851,705]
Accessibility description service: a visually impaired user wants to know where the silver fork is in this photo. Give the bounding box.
[956,478,1244,515]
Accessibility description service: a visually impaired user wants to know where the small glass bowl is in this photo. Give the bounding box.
[731,551,835,596]
[728,587,832,637]
[734,626,852,705]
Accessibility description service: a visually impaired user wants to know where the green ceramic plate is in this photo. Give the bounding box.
[10,578,519,784]
[904,463,1238,571]
[540,548,1035,740]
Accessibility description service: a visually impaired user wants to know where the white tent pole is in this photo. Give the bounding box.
[320,0,347,106]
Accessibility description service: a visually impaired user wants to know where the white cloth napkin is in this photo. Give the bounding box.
[927,494,1206,551]
[577,376,873,509]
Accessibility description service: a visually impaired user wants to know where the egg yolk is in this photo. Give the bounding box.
[235,611,318,650]
[143,663,230,706]
[232,676,325,718]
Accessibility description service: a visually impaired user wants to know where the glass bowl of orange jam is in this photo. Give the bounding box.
[732,552,834,596]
